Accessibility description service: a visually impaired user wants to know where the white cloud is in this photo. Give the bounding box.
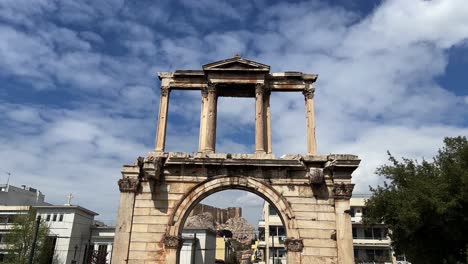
[1,0,468,226]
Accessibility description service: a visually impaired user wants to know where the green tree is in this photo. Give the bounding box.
[364,136,468,264]
[4,210,54,264]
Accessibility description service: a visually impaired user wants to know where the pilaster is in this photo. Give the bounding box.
[333,183,355,264]
[112,169,139,264]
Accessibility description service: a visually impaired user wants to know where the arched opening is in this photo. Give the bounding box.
[179,190,287,264]
[167,176,299,264]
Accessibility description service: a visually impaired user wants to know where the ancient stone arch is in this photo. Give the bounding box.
[112,56,360,264]
[167,175,299,237]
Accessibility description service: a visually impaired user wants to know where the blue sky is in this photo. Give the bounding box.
[1,0,467,225]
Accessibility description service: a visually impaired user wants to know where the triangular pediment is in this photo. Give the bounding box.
[203,55,270,72]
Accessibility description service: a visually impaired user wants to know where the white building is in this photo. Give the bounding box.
[180,228,216,264]
[0,184,114,264]
[256,202,287,264]
[89,225,115,264]
[350,196,409,264]
[36,205,99,264]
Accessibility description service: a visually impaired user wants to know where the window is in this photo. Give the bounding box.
[52,214,57,221]
[354,249,359,258]
[0,233,4,243]
[258,228,265,241]
[352,227,357,239]
[349,207,355,217]
[59,214,64,222]
[364,228,373,239]
[373,228,383,239]
[46,214,51,221]
[268,205,278,216]
[0,253,4,262]
[366,249,375,261]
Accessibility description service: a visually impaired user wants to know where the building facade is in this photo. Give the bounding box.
[350,196,410,264]
[0,184,114,264]
[257,202,287,264]
[180,228,216,264]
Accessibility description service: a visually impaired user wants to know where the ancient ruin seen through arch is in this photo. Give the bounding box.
[180,189,288,264]
[112,56,360,264]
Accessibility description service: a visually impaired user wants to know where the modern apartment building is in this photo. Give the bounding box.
[256,202,287,264]
[351,196,410,264]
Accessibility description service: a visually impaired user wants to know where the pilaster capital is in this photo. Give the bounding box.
[117,177,139,193]
[284,238,304,252]
[303,87,315,100]
[163,235,182,249]
[332,182,355,199]
[161,86,170,97]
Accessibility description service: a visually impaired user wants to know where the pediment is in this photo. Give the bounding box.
[203,55,270,72]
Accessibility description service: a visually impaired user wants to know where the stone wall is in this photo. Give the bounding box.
[111,153,360,264]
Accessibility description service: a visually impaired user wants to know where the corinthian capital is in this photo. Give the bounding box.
[118,178,139,193]
[303,87,315,100]
[207,82,218,93]
[161,86,170,97]
[333,182,355,199]
[255,83,265,96]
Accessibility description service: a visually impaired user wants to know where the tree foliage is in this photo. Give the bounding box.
[364,136,468,264]
[4,210,53,264]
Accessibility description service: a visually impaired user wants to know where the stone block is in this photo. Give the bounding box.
[132,224,148,232]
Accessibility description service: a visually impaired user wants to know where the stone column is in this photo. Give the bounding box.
[155,86,170,152]
[198,87,208,152]
[202,83,218,153]
[255,84,266,154]
[303,85,317,155]
[111,176,139,264]
[263,87,272,154]
[333,183,355,264]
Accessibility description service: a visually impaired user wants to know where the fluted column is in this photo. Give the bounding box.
[155,86,170,152]
[255,83,266,154]
[199,83,218,153]
[303,85,317,155]
[263,87,272,154]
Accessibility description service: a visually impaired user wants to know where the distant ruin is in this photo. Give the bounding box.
[189,204,241,224]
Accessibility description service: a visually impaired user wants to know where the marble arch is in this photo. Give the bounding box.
[112,56,360,264]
